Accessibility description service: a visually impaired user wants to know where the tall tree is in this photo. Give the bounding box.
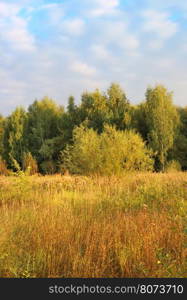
[0,114,5,156]
[27,97,64,169]
[106,83,131,130]
[3,107,27,170]
[145,85,179,171]
[169,107,187,170]
[79,89,109,133]
[131,103,149,140]
[60,96,81,144]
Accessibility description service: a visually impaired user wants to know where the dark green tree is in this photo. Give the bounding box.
[169,107,187,170]
[131,103,149,140]
[59,96,81,145]
[27,97,64,170]
[106,83,131,130]
[79,89,109,133]
[0,114,5,156]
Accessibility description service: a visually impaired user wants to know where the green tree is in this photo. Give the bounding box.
[0,115,5,156]
[145,85,179,172]
[3,107,27,170]
[131,103,149,140]
[60,96,81,144]
[106,83,131,130]
[40,160,56,175]
[0,156,8,175]
[169,107,187,170]
[178,106,187,138]
[67,96,76,114]
[61,124,101,174]
[22,152,38,175]
[79,89,109,133]
[27,97,64,170]
[61,125,153,175]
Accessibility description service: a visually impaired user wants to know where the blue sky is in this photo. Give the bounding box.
[0,0,187,115]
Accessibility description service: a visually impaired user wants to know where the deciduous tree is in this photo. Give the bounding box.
[145,85,179,171]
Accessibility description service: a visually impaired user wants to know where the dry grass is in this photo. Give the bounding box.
[0,172,186,278]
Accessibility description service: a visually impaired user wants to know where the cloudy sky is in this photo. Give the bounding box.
[0,0,187,115]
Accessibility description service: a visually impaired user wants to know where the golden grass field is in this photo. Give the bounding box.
[0,173,186,278]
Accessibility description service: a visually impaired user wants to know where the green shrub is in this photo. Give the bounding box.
[61,125,154,175]
[165,160,181,173]
[40,160,56,174]
[0,156,8,175]
[22,152,38,175]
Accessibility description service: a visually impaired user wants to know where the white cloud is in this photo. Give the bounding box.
[0,0,187,115]
[181,42,187,53]
[90,44,111,60]
[39,3,64,25]
[119,34,139,50]
[0,16,36,52]
[61,19,85,36]
[96,21,139,51]
[89,0,119,17]
[0,66,29,112]
[39,4,60,10]
[70,61,97,76]
[0,2,36,52]
[0,2,20,17]
[148,39,164,50]
[22,2,65,25]
[142,10,178,39]
[145,0,187,11]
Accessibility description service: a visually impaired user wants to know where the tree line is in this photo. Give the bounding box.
[0,83,187,175]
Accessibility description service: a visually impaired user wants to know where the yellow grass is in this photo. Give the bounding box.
[0,172,186,278]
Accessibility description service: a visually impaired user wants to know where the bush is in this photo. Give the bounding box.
[166,160,181,173]
[0,156,8,175]
[61,125,154,175]
[22,152,38,175]
[40,160,56,175]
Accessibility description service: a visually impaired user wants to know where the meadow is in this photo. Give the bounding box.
[0,172,186,278]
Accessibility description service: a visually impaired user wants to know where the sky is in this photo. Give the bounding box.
[0,0,187,115]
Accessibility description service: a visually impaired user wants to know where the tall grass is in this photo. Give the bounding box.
[0,173,186,278]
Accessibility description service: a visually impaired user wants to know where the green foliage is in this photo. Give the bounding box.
[99,126,153,174]
[27,97,63,163]
[60,125,101,174]
[78,84,131,133]
[170,107,187,170]
[59,96,81,144]
[107,83,131,130]
[3,107,27,170]
[178,107,187,137]
[10,156,21,172]
[0,115,5,156]
[40,160,57,175]
[0,83,186,173]
[22,152,38,175]
[0,156,8,175]
[165,160,181,173]
[169,134,187,170]
[79,89,109,133]
[131,103,149,140]
[61,125,153,175]
[145,85,179,172]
